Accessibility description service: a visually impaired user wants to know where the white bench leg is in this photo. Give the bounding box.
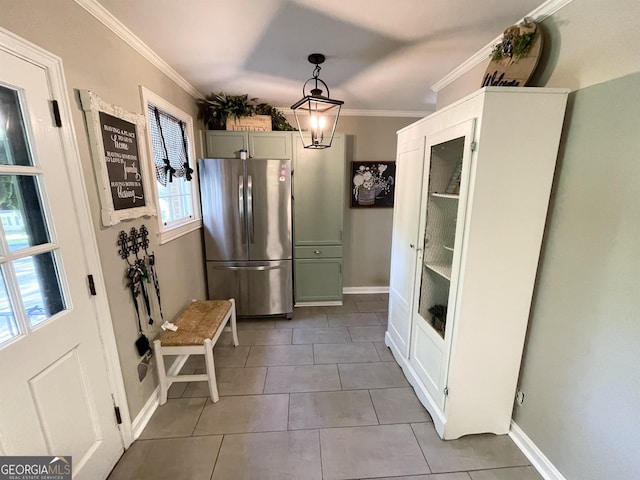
[230,298,239,347]
[203,338,219,403]
[153,339,168,405]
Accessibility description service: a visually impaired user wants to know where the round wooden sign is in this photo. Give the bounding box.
[482,20,543,88]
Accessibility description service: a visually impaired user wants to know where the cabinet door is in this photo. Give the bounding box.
[204,131,247,157]
[387,137,425,358]
[294,258,343,303]
[410,119,475,410]
[293,133,345,246]
[249,132,292,158]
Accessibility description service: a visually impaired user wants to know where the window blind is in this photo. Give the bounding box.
[147,104,192,186]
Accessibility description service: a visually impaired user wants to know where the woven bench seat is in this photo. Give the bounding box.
[153,298,238,405]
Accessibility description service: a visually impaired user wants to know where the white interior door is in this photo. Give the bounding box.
[0,48,123,478]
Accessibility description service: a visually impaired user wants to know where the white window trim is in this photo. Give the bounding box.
[139,86,201,244]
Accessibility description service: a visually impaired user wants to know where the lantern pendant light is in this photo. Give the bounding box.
[291,53,344,149]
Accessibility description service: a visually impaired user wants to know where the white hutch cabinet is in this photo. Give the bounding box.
[386,87,569,439]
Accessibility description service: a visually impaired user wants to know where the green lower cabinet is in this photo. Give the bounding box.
[294,258,343,304]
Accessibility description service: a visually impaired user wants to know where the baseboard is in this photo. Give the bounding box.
[295,301,343,307]
[131,354,189,441]
[343,286,389,294]
[509,420,567,480]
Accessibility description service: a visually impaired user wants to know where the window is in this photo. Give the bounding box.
[140,87,201,243]
[1,85,67,347]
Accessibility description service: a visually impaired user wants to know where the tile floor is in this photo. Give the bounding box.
[108,294,542,480]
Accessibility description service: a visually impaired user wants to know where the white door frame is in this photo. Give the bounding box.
[0,27,133,448]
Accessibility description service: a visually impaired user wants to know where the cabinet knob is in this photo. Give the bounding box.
[314,250,321,255]
[409,243,415,249]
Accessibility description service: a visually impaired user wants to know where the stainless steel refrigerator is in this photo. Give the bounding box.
[199,157,293,317]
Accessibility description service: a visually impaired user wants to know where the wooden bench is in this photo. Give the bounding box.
[153,299,238,405]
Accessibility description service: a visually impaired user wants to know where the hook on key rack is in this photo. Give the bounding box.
[118,225,155,327]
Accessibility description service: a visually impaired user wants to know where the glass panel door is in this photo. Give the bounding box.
[409,119,475,411]
[0,84,67,347]
[417,136,465,339]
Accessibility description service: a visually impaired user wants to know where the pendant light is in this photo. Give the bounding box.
[291,53,344,149]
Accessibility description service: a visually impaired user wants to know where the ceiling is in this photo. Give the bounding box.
[95,0,545,114]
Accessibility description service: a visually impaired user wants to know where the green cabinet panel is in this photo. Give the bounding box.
[294,258,343,303]
[293,133,345,246]
[203,131,292,159]
[249,132,292,158]
[204,131,247,157]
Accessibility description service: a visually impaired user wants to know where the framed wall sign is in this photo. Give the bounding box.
[80,90,156,226]
[350,161,396,208]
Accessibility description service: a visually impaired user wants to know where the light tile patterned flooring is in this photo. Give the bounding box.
[108,294,542,480]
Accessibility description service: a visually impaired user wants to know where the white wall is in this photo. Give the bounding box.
[435,1,640,478]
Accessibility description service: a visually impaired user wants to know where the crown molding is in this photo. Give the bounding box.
[74,0,204,99]
[277,107,430,118]
[340,108,430,117]
[431,0,574,92]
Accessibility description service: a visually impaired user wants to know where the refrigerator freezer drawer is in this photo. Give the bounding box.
[206,260,293,316]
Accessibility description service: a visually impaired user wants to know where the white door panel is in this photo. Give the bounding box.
[0,46,122,479]
[387,138,424,357]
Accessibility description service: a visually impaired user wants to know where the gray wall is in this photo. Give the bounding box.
[286,114,416,289]
[436,1,640,478]
[338,116,416,288]
[0,0,207,420]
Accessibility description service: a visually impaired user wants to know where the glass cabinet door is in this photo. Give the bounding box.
[410,119,474,409]
[417,136,465,339]
[415,120,475,342]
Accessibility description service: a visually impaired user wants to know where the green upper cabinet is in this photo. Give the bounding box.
[203,131,292,159]
[249,132,292,159]
[293,133,345,246]
[204,131,247,158]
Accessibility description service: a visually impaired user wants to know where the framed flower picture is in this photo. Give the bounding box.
[350,161,396,208]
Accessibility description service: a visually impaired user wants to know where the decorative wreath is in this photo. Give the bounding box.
[491,19,538,62]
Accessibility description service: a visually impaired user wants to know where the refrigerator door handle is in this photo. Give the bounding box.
[247,174,255,244]
[224,265,281,271]
[239,175,246,243]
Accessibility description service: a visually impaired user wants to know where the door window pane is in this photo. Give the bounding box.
[1,175,50,252]
[0,271,18,345]
[0,85,32,166]
[14,251,65,328]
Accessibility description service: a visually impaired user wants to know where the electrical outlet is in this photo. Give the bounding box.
[515,390,525,405]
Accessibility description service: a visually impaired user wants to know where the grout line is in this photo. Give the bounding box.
[243,345,252,367]
[336,363,343,390]
[190,398,209,437]
[286,393,291,430]
[209,434,224,480]
[136,432,202,442]
[410,422,433,474]
[316,428,324,479]
[192,426,292,438]
[262,366,269,394]
[368,389,381,426]
[372,341,383,362]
